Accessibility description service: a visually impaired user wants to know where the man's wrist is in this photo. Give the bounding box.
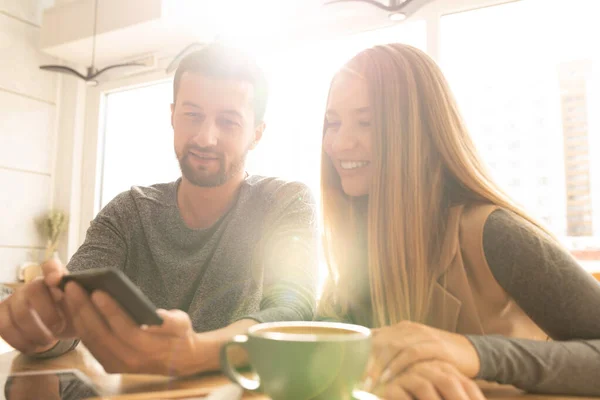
[184,333,221,375]
[32,339,60,355]
[179,320,259,376]
[25,339,61,358]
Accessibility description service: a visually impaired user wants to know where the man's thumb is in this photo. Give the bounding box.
[42,258,67,286]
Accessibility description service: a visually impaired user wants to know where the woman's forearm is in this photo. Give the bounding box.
[467,335,600,396]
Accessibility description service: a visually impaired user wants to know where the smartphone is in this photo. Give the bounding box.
[59,268,163,326]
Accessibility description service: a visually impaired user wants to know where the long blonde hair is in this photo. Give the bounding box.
[319,43,550,328]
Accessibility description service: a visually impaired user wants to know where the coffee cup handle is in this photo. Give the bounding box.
[220,334,260,391]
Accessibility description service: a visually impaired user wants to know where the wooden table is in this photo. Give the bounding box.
[1,283,23,290]
[0,341,597,400]
[0,342,267,399]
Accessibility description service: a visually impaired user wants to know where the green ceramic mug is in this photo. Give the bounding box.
[220,321,372,400]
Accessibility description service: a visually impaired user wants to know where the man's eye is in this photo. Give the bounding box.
[359,121,372,128]
[219,119,239,127]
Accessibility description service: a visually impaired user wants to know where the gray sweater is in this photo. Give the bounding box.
[40,176,318,357]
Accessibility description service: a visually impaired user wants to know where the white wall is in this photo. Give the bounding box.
[0,0,58,282]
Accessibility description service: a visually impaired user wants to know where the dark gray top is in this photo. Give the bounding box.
[39,176,318,358]
[466,209,600,395]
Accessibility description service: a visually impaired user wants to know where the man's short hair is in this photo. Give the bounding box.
[173,42,269,124]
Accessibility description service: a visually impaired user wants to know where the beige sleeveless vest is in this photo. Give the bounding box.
[427,204,548,340]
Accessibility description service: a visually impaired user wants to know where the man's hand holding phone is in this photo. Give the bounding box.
[1,261,240,377]
[54,266,203,376]
[1,260,203,376]
[61,281,203,376]
[0,259,74,355]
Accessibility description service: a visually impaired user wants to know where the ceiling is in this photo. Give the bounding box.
[39,0,432,67]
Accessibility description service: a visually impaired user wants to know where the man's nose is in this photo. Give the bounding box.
[191,121,219,147]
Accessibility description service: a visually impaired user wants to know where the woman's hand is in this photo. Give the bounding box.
[371,360,485,400]
[364,321,480,390]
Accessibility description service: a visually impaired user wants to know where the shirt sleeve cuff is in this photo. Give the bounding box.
[465,335,500,381]
[239,306,306,324]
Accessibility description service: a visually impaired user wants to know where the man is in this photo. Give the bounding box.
[0,43,318,376]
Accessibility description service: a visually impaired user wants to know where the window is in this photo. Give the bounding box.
[566,135,588,144]
[568,183,590,192]
[569,194,589,201]
[567,172,588,181]
[568,204,591,213]
[568,144,589,152]
[567,164,586,173]
[440,0,600,264]
[565,95,585,103]
[100,81,179,208]
[567,154,589,162]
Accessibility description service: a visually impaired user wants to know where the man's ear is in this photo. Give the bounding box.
[250,121,266,150]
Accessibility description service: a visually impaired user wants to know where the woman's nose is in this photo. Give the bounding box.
[329,127,358,153]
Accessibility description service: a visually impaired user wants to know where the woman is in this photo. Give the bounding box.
[318,43,600,399]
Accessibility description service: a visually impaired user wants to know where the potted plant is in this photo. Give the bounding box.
[18,210,68,283]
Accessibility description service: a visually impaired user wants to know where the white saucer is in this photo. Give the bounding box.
[353,389,381,399]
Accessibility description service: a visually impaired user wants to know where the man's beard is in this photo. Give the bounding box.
[177,144,249,187]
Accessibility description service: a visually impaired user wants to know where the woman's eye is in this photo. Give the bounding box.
[325,121,341,129]
[359,121,372,128]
